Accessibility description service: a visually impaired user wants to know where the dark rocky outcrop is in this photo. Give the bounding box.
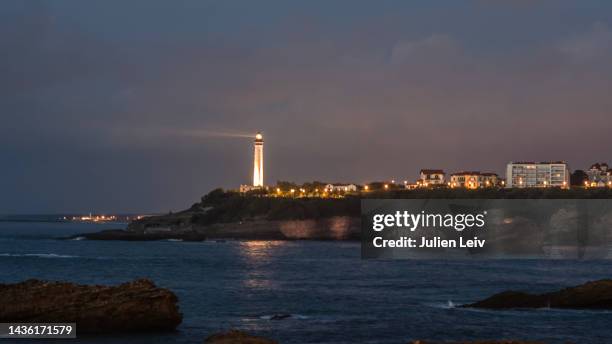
[0,279,182,333]
[204,330,278,344]
[463,279,612,309]
[70,216,360,241]
[269,314,292,320]
[68,229,207,241]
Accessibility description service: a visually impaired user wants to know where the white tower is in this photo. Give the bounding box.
[253,132,264,187]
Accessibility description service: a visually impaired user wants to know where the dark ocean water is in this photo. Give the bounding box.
[1,219,612,344]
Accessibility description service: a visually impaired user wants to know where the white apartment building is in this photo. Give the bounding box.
[506,162,569,188]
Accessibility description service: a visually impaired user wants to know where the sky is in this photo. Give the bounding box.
[1,0,612,213]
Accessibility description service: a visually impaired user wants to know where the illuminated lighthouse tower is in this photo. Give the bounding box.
[253,132,264,187]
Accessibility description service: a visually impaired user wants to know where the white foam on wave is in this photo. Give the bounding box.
[71,236,86,241]
[425,300,460,309]
[0,253,78,259]
[259,314,310,320]
[427,301,612,315]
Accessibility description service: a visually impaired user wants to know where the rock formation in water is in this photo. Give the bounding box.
[204,330,278,344]
[71,216,361,241]
[0,278,182,333]
[463,279,612,309]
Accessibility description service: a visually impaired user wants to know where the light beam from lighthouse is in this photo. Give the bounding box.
[253,132,264,187]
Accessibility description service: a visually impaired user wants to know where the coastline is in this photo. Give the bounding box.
[68,216,361,241]
[68,187,612,242]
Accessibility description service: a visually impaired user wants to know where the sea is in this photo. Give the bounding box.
[1,216,611,344]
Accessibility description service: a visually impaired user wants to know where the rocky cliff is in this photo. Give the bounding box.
[76,216,361,241]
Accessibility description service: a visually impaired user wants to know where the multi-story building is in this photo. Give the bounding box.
[586,163,612,187]
[480,172,500,187]
[449,171,499,189]
[324,184,358,193]
[418,169,445,187]
[505,162,569,188]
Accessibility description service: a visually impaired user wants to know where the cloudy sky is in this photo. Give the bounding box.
[2,0,612,213]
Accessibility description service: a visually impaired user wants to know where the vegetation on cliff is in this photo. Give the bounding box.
[189,188,359,225]
[127,187,612,231]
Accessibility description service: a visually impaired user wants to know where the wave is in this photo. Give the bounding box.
[429,303,612,316]
[530,307,612,315]
[425,300,458,309]
[259,313,310,320]
[0,253,79,259]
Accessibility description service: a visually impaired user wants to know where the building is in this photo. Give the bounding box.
[325,184,357,192]
[239,184,263,193]
[586,163,612,187]
[404,182,419,190]
[240,132,265,193]
[505,162,569,188]
[449,171,499,189]
[418,169,445,187]
[253,132,264,187]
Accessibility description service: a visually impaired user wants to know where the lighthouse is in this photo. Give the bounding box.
[253,132,264,187]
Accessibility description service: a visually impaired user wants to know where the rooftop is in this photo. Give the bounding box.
[420,169,445,174]
[451,171,498,176]
[590,163,609,170]
[450,171,481,176]
[509,161,566,165]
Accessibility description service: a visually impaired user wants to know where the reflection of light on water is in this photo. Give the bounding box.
[239,240,287,262]
[243,273,273,289]
[329,217,350,239]
[239,241,287,290]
